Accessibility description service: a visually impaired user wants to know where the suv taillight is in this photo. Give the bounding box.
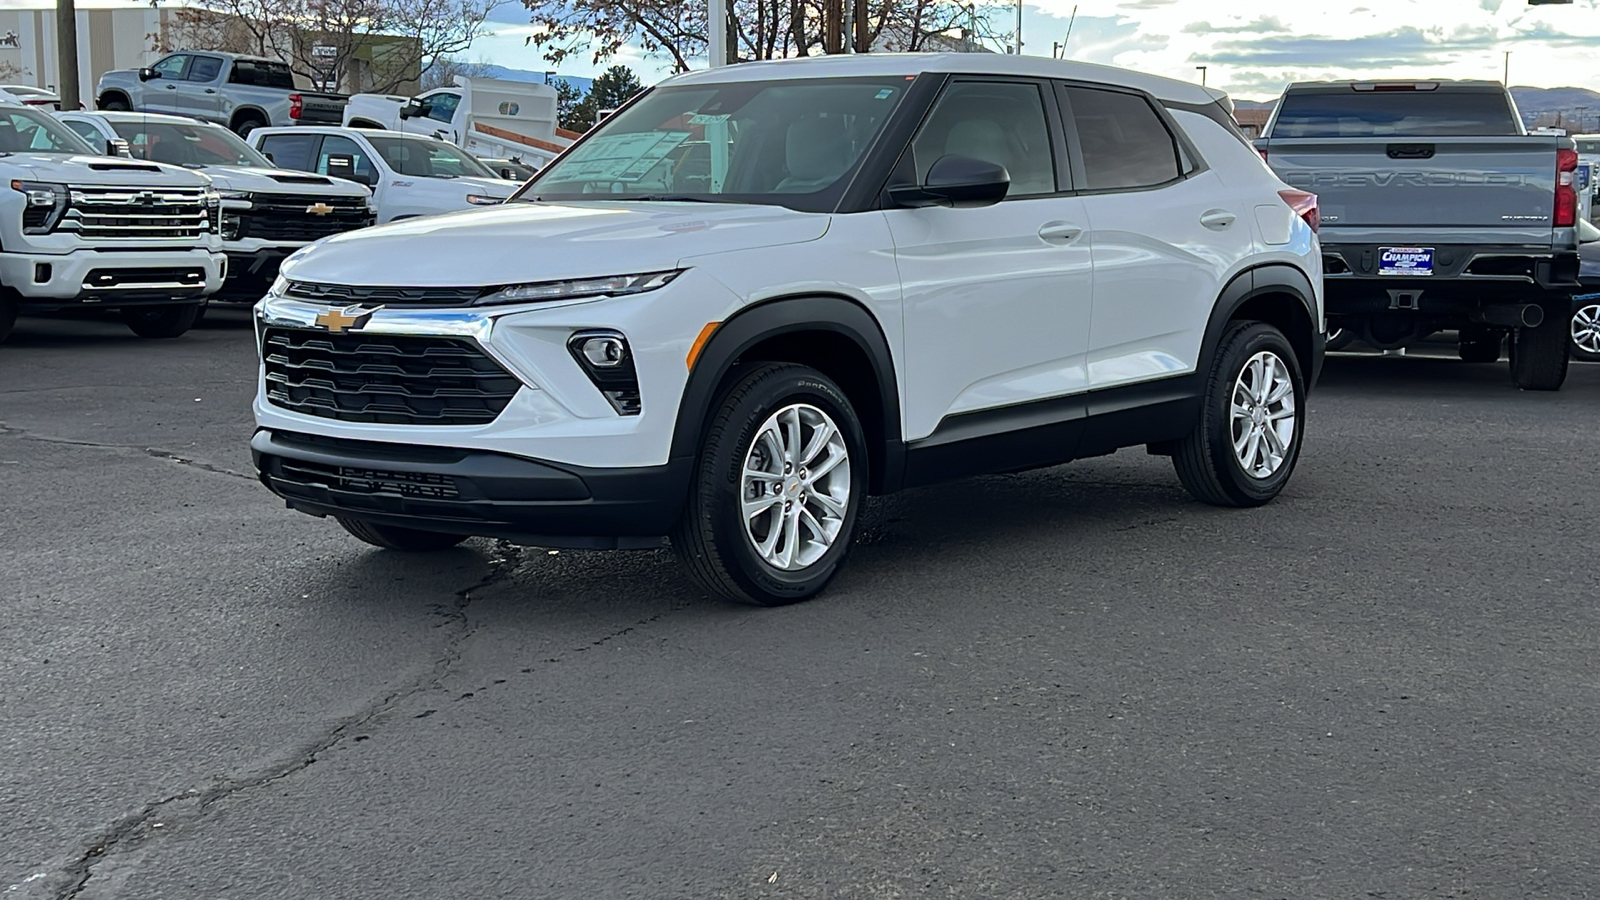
[1278,188,1319,234]
[289,93,303,120]
[1556,148,1578,228]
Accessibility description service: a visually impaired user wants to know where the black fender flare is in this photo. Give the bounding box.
[96,89,131,108]
[1201,263,1323,388]
[669,294,906,492]
[229,106,270,129]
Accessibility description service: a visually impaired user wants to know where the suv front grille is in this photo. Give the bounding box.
[60,186,209,239]
[284,281,487,306]
[263,327,522,426]
[240,195,372,242]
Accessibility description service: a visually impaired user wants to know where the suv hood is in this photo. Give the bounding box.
[0,154,211,188]
[200,165,370,197]
[284,201,831,286]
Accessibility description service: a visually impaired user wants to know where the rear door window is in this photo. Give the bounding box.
[187,56,224,82]
[257,133,321,172]
[1061,85,1183,191]
[1271,91,1520,137]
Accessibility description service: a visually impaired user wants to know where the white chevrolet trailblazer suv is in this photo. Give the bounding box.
[251,55,1324,606]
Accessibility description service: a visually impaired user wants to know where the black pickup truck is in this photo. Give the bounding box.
[1258,80,1580,390]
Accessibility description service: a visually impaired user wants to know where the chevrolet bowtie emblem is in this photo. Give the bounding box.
[313,304,380,333]
[306,202,335,215]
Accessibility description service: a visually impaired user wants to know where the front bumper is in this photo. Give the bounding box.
[0,248,227,309]
[219,246,293,301]
[252,428,689,548]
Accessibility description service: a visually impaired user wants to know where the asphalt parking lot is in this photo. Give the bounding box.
[4,306,1599,899]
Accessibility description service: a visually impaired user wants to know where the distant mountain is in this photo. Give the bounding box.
[476,65,593,94]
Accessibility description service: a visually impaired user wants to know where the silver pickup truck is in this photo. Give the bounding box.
[94,52,346,138]
[1258,80,1580,390]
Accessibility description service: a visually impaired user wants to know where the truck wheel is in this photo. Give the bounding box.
[337,517,469,551]
[98,95,129,111]
[1172,321,1306,508]
[671,363,867,606]
[1509,307,1569,391]
[232,115,266,137]
[0,293,17,345]
[1458,327,1503,363]
[1571,301,1600,362]
[122,304,199,339]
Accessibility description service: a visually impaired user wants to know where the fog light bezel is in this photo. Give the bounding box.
[567,329,640,416]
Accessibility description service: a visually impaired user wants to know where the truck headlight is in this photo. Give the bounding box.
[473,270,682,306]
[466,194,504,206]
[10,179,68,234]
[219,190,254,208]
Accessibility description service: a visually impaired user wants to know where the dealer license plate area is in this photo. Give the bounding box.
[1379,247,1434,276]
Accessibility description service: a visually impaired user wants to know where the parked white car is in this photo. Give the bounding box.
[250,54,1324,605]
[57,111,374,300]
[343,76,568,170]
[249,126,519,223]
[0,102,225,344]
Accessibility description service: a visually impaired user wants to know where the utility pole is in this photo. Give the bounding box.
[1196,65,1207,87]
[1503,50,1511,86]
[709,0,729,65]
[55,0,79,111]
[1577,106,1588,133]
[1015,0,1023,54]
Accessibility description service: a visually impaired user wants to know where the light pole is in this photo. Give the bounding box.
[55,0,79,110]
[1195,65,1207,87]
[1577,106,1589,134]
[1503,50,1511,86]
[709,0,728,66]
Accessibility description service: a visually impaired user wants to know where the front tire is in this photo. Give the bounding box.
[0,292,16,345]
[98,95,129,111]
[1510,305,1569,391]
[337,517,469,551]
[122,303,199,339]
[672,363,867,606]
[1172,321,1306,508]
[1571,301,1600,362]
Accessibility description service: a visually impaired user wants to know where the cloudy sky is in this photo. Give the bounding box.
[470,0,1600,99]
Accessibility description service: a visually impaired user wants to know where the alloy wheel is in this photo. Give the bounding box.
[1572,304,1600,356]
[1230,350,1297,479]
[740,403,851,571]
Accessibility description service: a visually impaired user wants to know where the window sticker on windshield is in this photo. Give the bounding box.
[560,131,692,182]
[875,89,895,99]
[689,114,730,125]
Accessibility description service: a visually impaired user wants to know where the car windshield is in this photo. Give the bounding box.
[109,120,273,168]
[366,135,496,179]
[516,76,910,209]
[0,106,95,154]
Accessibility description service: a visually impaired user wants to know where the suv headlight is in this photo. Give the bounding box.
[11,179,69,234]
[474,270,682,306]
[466,194,504,206]
[268,274,289,297]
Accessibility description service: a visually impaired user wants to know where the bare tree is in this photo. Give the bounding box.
[520,0,1008,72]
[423,55,496,90]
[157,0,501,94]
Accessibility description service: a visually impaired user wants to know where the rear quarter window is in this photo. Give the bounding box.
[1271,90,1520,137]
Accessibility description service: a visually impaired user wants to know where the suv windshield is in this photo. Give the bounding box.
[0,107,95,154]
[110,120,273,168]
[367,135,496,179]
[518,76,910,209]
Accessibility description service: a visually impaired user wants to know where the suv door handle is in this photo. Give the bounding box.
[1038,222,1083,244]
[165,84,178,90]
[1200,209,1236,230]
[204,88,217,94]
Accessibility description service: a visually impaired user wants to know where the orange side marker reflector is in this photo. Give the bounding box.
[687,322,721,371]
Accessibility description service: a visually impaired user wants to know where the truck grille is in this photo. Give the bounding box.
[284,281,487,306]
[60,186,210,240]
[263,327,521,426]
[239,194,373,242]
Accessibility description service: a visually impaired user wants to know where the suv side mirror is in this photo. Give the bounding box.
[138,67,158,82]
[888,154,1010,209]
[399,98,424,120]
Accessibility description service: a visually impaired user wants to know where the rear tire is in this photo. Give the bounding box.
[337,517,469,551]
[232,115,266,138]
[1510,306,1569,391]
[1458,327,1503,363]
[671,363,867,606]
[1172,321,1306,508]
[122,303,199,339]
[98,95,129,111]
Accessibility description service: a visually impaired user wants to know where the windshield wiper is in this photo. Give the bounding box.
[612,194,720,202]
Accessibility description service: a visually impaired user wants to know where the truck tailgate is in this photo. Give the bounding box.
[296,92,347,125]
[1263,137,1559,237]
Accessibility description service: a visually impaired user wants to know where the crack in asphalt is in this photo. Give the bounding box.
[0,422,253,482]
[6,541,527,900]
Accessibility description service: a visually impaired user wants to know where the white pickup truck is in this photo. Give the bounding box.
[0,102,225,345]
[250,126,520,223]
[342,76,573,173]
